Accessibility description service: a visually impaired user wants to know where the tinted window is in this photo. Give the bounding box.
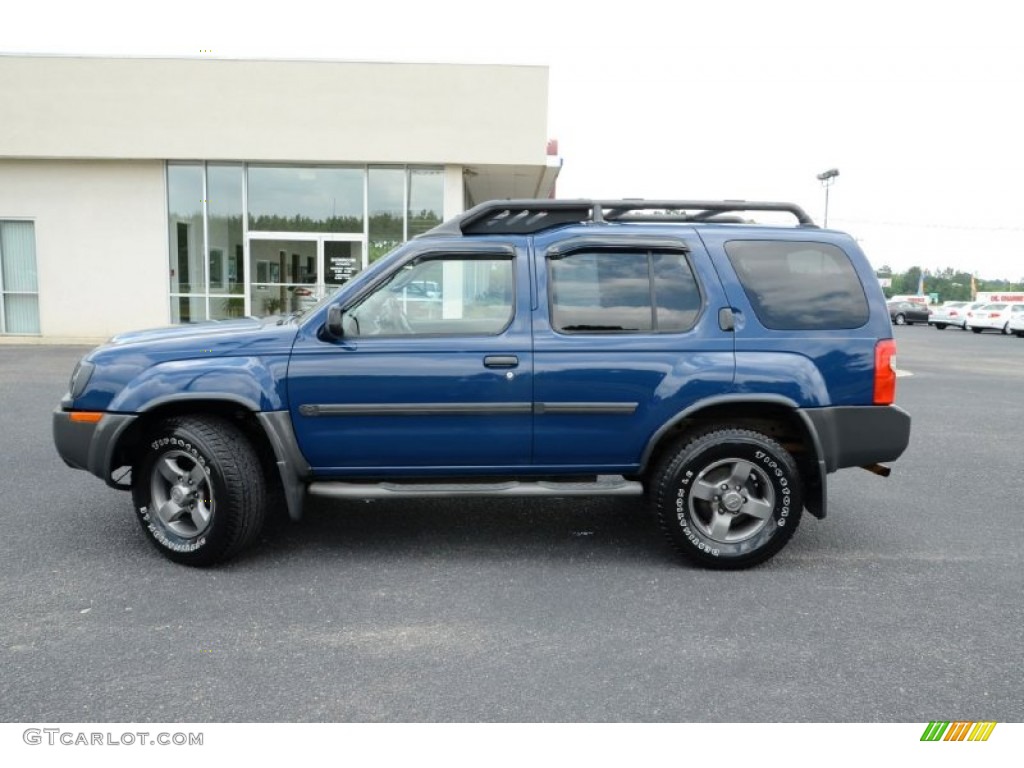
[549,250,701,333]
[724,241,869,330]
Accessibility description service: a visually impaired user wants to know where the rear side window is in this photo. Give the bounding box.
[724,240,869,330]
[549,250,701,333]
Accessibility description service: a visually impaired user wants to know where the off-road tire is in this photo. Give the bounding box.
[131,416,267,566]
[650,428,803,569]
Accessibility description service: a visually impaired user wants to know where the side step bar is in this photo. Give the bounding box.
[308,475,643,500]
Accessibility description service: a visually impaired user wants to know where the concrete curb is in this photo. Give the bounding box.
[0,336,105,346]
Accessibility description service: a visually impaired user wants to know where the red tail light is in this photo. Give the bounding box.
[874,339,897,405]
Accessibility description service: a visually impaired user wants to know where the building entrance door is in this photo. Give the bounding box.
[247,234,365,317]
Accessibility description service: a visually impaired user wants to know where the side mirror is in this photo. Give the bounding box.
[325,305,345,339]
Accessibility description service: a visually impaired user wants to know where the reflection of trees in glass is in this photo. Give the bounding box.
[248,214,364,233]
[369,212,403,237]
[248,211,440,237]
[370,240,400,263]
[408,209,443,238]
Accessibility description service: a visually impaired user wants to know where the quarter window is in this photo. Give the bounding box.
[724,240,869,330]
[549,250,700,334]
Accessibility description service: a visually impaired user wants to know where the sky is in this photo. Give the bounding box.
[5,0,1024,280]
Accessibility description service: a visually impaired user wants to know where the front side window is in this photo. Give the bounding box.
[343,255,513,337]
[549,250,700,334]
[724,240,869,330]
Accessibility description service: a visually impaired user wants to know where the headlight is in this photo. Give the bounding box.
[69,360,95,399]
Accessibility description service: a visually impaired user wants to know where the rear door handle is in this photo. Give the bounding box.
[484,355,519,368]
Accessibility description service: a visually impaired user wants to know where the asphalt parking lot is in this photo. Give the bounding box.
[1,327,1022,722]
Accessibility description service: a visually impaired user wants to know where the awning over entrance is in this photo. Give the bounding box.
[463,158,562,206]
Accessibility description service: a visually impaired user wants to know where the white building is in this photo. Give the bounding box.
[0,54,560,339]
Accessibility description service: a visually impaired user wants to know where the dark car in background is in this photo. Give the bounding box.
[887,300,930,326]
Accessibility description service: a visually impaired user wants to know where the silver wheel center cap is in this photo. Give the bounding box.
[722,491,744,512]
[171,485,190,504]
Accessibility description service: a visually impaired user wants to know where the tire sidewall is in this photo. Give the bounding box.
[132,424,233,564]
[666,435,801,566]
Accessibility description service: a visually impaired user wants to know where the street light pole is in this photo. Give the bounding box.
[816,168,839,227]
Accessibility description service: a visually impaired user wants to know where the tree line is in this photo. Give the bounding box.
[877,266,1024,301]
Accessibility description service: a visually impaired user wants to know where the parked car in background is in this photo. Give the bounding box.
[1008,310,1024,337]
[967,303,1024,334]
[947,301,988,330]
[928,301,969,330]
[887,300,930,326]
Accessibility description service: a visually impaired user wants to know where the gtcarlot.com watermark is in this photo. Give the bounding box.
[23,728,203,747]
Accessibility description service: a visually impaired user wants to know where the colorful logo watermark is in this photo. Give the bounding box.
[921,722,997,742]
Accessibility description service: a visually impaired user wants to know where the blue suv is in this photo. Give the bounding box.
[53,200,911,568]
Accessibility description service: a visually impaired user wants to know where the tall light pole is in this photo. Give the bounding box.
[816,168,839,227]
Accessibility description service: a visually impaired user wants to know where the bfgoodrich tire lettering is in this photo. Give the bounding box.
[131,416,266,566]
[651,428,803,569]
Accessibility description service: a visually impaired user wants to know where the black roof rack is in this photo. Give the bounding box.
[423,199,817,237]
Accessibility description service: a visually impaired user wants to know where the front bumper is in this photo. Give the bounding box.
[53,409,137,483]
[803,405,911,473]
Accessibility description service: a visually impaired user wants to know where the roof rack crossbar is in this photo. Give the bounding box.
[423,199,817,237]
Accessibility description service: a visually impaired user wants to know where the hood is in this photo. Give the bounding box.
[109,316,278,345]
[71,317,300,413]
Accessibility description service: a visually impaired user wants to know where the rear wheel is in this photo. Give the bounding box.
[650,428,803,569]
[893,313,906,326]
[131,416,267,566]
[972,327,983,334]
[934,323,947,330]
[1002,323,1011,335]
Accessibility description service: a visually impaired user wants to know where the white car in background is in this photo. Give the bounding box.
[959,301,991,330]
[1009,310,1024,337]
[967,302,1024,334]
[928,301,971,330]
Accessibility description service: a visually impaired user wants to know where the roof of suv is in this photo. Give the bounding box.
[423,199,818,237]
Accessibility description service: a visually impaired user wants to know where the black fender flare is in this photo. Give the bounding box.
[639,394,829,519]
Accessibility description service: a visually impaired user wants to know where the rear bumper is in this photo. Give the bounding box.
[803,405,911,473]
[53,409,137,482]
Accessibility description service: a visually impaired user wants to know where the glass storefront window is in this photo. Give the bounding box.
[169,296,208,324]
[408,168,444,238]
[248,167,364,233]
[167,163,457,325]
[167,164,205,294]
[207,165,244,320]
[368,167,405,263]
[0,220,40,334]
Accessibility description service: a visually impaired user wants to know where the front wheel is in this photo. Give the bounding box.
[650,429,803,569]
[131,416,267,566]
[1002,323,1011,335]
[934,323,947,330]
[893,314,906,326]
[972,327,983,334]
